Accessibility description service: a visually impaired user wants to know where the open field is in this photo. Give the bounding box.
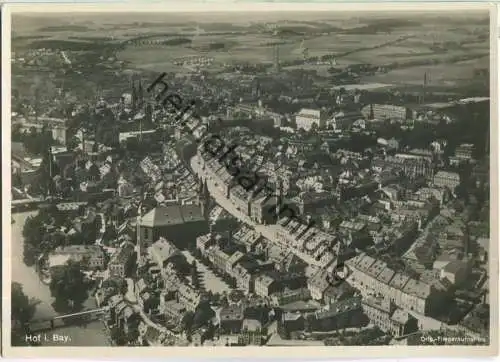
[364,55,489,86]
[114,31,488,86]
[12,11,489,87]
[337,48,486,66]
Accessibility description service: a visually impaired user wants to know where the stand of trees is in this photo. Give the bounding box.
[110,326,128,346]
[22,205,99,267]
[190,261,200,289]
[11,282,40,346]
[28,146,60,197]
[22,208,55,266]
[181,300,215,338]
[49,260,89,312]
[12,125,57,156]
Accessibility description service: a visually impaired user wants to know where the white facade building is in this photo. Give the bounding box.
[295,109,326,131]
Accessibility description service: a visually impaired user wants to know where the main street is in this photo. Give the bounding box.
[189,155,327,268]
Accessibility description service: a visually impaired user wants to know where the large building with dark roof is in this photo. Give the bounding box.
[138,204,209,251]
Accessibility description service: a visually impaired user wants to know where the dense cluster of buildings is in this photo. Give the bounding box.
[11,42,490,346]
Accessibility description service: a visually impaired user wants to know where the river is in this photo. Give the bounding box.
[11,211,111,346]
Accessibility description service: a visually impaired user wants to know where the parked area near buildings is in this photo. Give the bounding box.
[181,250,231,294]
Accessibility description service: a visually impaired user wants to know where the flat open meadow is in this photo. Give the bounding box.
[11,11,489,87]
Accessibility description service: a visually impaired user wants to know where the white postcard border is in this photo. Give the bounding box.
[2,2,498,358]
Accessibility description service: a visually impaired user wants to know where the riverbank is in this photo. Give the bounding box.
[11,211,111,346]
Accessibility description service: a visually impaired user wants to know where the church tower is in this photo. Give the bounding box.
[136,202,145,267]
[197,177,210,220]
[131,80,137,111]
[198,176,204,195]
[145,102,153,123]
[137,79,144,108]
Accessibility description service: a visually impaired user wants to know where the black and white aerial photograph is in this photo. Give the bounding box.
[4,3,496,356]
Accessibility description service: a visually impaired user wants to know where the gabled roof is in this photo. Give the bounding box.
[140,205,204,227]
[283,312,302,322]
[391,308,412,325]
[109,243,135,265]
[315,297,361,319]
[108,294,124,308]
[443,260,468,274]
[148,237,180,265]
[220,305,244,321]
[281,252,306,271]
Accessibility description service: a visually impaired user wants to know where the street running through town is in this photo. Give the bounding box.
[147,73,348,287]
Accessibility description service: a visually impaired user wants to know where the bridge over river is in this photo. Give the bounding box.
[27,307,109,333]
[11,198,47,213]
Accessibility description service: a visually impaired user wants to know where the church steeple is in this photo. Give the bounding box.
[136,202,144,267]
[203,179,209,200]
[131,80,137,111]
[199,178,210,220]
[138,79,144,106]
[198,176,204,194]
[145,103,153,123]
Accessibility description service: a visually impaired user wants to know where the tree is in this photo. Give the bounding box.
[31,147,59,197]
[12,171,23,188]
[22,213,48,266]
[96,123,119,148]
[193,301,215,329]
[229,289,244,303]
[12,123,24,142]
[21,127,55,156]
[310,123,319,134]
[190,261,199,289]
[110,326,128,346]
[11,282,40,346]
[454,183,468,203]
[79,220,99,245]
[181,311,195,334]
[125,314,141,344]
[67,136,80,151]
[23,243,39,267]
[205,319,216,340]
[49,260,88,311]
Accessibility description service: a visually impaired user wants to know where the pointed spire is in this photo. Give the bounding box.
[203,179,209,196]
[131,80,137,110]
[198,177,204,194]
[138,79,144,101]
[137,79,144,110]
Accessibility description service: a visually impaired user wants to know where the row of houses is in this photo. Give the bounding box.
[147,237,203,314]
[199,149,346,268]
[196,231,309,298]
[372,155,434,181]
[273,217,340,268]
[344,253,450,316]
[199,152,286,225]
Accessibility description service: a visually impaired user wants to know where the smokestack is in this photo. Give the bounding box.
[274,44,280,73]
[420,72,428,104]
